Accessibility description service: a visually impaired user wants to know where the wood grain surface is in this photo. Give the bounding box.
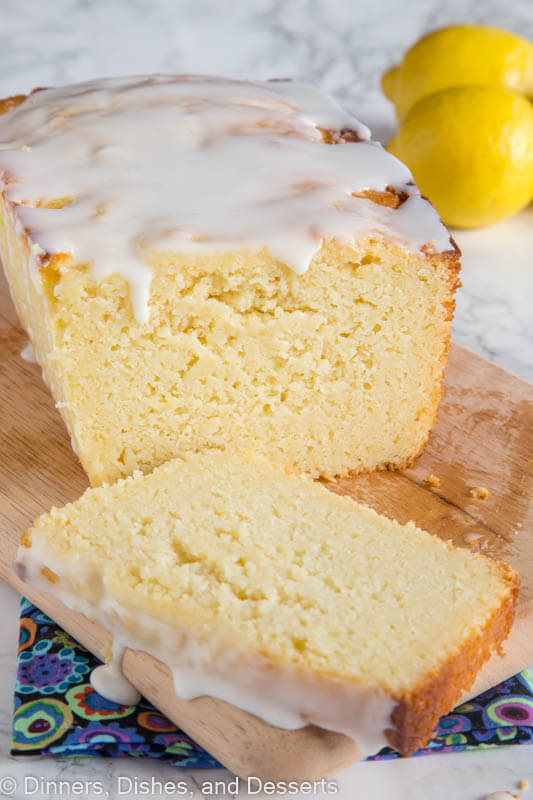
[1,266,532,779]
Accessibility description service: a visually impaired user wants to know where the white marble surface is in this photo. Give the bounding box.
[0,1,532,798]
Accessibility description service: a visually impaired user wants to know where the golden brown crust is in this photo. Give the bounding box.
[318,127,365,144]
[387,564,519,755]
[0,88,46,116]
[0,94,27,115]
[351,187,408,209]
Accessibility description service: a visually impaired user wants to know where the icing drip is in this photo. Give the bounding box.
[0,75,453,323]
[20,343,36,362]
[90,639,141,706]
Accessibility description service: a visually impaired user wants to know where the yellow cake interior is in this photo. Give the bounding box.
[22,449,515,697]
[0,203,457,485]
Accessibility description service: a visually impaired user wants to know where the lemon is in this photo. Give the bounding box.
[382,24,533,120]
[387,85,533,228]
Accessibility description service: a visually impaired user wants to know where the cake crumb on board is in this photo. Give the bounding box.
[483,792,519,800]
[469,486,490,500]
[424,473,440,488]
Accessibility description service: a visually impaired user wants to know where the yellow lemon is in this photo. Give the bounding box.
[382,24,533,120]
[387,85,533,228]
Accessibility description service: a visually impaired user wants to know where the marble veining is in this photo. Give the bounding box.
[0,1,532,798]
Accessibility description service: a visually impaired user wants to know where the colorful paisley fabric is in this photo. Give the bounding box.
[11,598,533,764]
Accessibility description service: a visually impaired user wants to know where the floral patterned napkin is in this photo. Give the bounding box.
[12,598,533,765]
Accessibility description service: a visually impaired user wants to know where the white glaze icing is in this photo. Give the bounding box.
[20,342,36,362]
[90,640,141,706]
[14,535,396,756]
[464,532,483,543]
[0,75,453,323]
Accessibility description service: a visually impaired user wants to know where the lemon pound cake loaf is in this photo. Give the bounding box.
[16,449,517,756]
[0,76,460,485]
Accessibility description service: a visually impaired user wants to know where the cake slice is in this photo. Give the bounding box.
[15,449,518,757]
[0,75,460,486]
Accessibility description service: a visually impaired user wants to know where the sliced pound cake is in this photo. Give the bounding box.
[0,75,460,485]
[15,449,517,757]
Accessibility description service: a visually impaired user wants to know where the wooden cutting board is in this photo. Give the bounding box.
[1,266,532,780]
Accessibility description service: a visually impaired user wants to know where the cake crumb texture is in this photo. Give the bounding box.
[23,449,518,754]
[1,208,458,485]
[469,486,491,500]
